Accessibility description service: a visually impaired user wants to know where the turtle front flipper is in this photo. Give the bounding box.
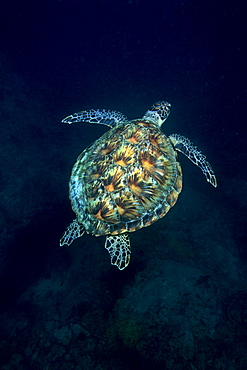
[169,134,217,187]
[105,234,131,270]
[60,219,85,246]
[62,109,128,128]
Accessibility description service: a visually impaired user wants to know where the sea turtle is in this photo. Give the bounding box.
[60,101,217,270]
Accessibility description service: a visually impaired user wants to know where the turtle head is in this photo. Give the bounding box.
[142,101,171,127]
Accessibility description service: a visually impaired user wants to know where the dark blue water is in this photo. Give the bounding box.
[0,0,246,368]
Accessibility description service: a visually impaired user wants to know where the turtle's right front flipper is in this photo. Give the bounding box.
[62,109,128,128]
[169,134,217,188]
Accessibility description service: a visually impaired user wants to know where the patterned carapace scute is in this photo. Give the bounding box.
[60,101,217,270]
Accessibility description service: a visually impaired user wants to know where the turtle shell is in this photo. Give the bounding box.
[69,119,182,237]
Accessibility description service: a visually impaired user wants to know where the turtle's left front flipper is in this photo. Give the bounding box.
[105,234,131,270]
[62,109,128,128]
[169,134,217,187]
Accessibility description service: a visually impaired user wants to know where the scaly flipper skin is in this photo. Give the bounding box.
[169,134,217,187]
[105,233,131,270]
[62,109,128,128]
[60,219,85,246]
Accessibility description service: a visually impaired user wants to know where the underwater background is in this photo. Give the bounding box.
[0,0,246,369]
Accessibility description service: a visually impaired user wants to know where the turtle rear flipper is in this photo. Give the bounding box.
[60,219,85,246]
[62,109,128,128]
[169,134,217,187]
[105,234,131,270]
